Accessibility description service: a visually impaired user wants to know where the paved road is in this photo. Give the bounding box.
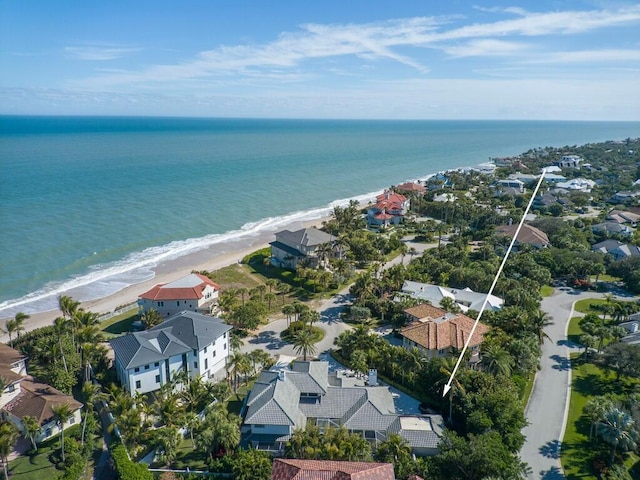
[521,288,607,479]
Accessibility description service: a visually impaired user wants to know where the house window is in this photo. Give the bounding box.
[69,416,75,424]
[204,347,208,353]
[134,367,140,373]
[213,350,216,357]
[204,359,208,370]
[46,428,52,438]
[193,349,197,356]
[154,362,159,367]
[7,384,15,392]
[158,301,164,307]
[155,375,161,383]
[223,343,227,350]
[177,301,180,306]
[194,361,198,369]
[135,380,141,389]
[438,349,445,355]
[144,365,149,370]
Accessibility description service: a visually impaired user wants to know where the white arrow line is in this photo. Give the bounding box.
[443,169,547,397]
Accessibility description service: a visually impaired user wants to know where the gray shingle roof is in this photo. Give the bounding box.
[275,228,335,249]
[110,311,231,369]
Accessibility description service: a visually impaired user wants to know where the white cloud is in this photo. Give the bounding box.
[65,45,140,61]
[440,39,530,57]
[521,48,640,63]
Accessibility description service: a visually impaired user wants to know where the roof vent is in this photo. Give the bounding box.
[278,370,286,381]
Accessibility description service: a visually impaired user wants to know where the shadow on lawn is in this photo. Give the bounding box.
[562,438,596,479]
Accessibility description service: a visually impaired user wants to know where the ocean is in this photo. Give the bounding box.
[1,116,639,317]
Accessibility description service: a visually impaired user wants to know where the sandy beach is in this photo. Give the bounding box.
[0,216,330,343]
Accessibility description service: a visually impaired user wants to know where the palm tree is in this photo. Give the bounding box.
[141,308,163,329]
[81,382,107,445]
[584,396,614,441]
[52,317,69,373]
[276,281,291,305]
[0,422,19,480]
[480,344,514,377]
[291,328,317,361]
[21,415,41,451]
[596,408,639,465]
[58,295,80,319]
[374,433,412,465]
[12,312,28,338]
[51,403,73,462]
[282,304,296,327]
[440,358,466,424]
[529,309,553,345]
[0,319,17,348]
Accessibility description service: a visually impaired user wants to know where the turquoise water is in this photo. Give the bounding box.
[1,116,639,315]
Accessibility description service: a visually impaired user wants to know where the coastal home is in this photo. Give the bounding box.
[607,210,640,226]
[425,173,453,191]
[555,178,596,193]
[241,360,443,456]
[399,280,503,313]
[395,182,426,195]
[110,311,232,394]
[591,240,640,260]
[0,343,82,443]
[609,191,640,205]
[271,459,396,480]
[620,320,640,346]
[494,179,525,194]
[496,223,550,249]
[367,190,410,227]
[591,222,634,237]
[400,305,489,362]
[138,273,220,317]
[555,155,582,169]
[270,227,337,271]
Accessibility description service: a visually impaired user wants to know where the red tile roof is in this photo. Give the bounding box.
[376,190,407,205]
[404,304,447,321]
[271,459,395,480]
[0,343,26,385]
[139,273,219,301]
[401,309,489,351]
[396,182,426,194]
[3,376,82,426]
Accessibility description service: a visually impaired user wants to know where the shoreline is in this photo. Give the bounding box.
[0,216,330,342]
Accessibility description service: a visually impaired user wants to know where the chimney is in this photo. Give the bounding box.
[368,369,378,386]
[278,370,286,381]
[632,322,639,334]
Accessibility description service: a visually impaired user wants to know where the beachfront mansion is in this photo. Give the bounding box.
[138,273,220,317]
[109,311,231,394]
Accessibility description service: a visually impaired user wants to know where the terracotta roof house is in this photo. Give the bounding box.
[400,281,503,313]
[241,361,443,456]
[496,224,550,249]
[395,182,426,195]
[138,273,220,317]
[367,190,410,227]
[0,343,82,443]
[110,311,232,394]
[271,459,396,480]
[400,305,489,362]
[270,228,338,271]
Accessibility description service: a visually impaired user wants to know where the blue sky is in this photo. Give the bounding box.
[1,1,639,120]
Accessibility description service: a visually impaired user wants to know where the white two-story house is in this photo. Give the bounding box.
[109,311,232,394]
[138,273,220,317]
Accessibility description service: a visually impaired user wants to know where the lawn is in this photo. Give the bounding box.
[540,285,555,298]
[561,354,640,479]
[8,445,58,480]
[101,310,140,338]
[574,298,609,315]
[567,316,585,345]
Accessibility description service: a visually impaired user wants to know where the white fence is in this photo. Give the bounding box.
[99,303,139,321]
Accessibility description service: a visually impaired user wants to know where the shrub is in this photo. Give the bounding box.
[110,442,153,480]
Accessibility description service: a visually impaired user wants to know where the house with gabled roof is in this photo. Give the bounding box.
[395,182,426,195]
[399,281,503,313]
[400,305,489,362]
[591,239,640,260]
[270,227,338,271]
[271,459,396,480]
[496,223,550,249]
[109,311,232,394]
[241,361,443,456]
[0,343,82,443]
[138,273,220,317]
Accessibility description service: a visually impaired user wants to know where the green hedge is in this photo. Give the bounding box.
[110,443,153,480]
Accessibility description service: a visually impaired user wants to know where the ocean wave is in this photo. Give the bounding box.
[0,187,392,318]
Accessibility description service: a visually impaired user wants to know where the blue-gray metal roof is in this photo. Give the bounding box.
[110,311,231,369]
